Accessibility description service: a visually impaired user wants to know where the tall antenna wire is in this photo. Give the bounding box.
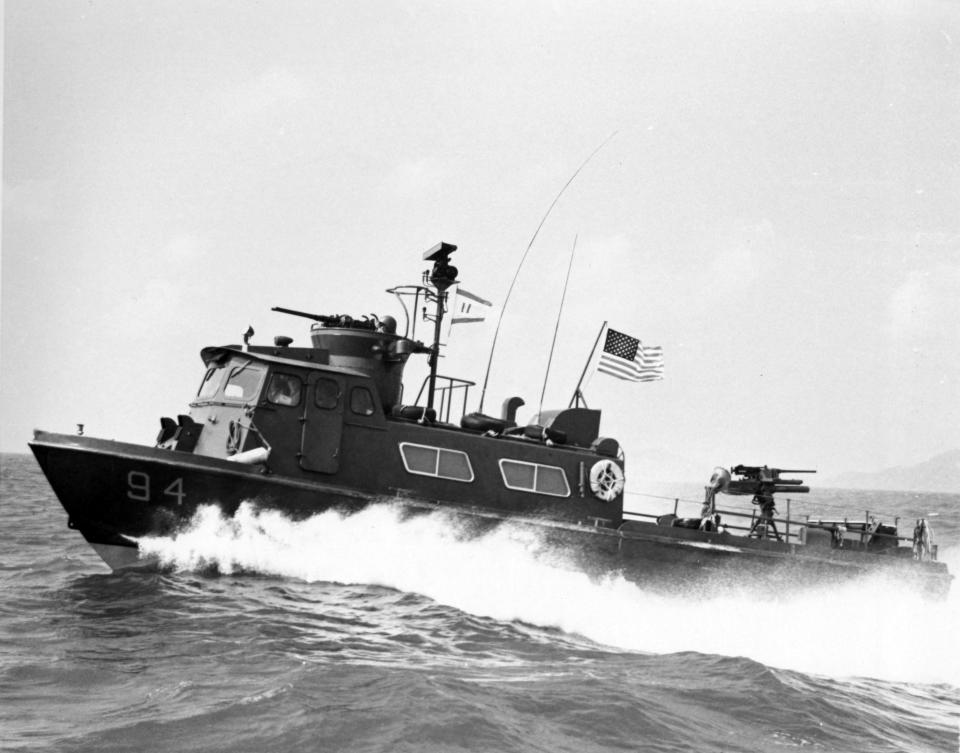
[477,131,618,413]
[538,233,578,417]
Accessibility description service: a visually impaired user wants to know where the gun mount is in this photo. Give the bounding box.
[724,465,815,497]
[271,307,393,332]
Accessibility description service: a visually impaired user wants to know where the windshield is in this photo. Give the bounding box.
[195,360,266,403]
[197,366,227,399]
[223,361,266,401]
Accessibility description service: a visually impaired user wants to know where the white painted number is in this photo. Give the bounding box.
[127,471,150,501]
[163,477,186,506]
[126,471,185,505]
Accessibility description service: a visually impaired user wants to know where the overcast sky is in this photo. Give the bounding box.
[3,0,958,481]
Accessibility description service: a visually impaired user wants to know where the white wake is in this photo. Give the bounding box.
[137,502,960,686]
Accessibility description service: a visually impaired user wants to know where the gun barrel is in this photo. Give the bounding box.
[725,481,761,495]
[272,306,337,324]
[723,481,810,495]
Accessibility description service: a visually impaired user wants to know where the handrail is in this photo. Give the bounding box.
[414,374,476,424]
[625,489,915,525]
[624,505,804,544]
[623,498,916,547]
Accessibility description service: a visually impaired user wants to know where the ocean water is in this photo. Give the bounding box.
[2,453,958,752]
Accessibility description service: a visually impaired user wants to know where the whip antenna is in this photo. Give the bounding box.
[538,234,578,417]
[477,131,618,413]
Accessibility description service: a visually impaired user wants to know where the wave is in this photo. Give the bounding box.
[137,502,960,687]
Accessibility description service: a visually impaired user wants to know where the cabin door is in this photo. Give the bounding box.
[300,374,344,474]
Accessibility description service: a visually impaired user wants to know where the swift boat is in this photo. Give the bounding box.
[28,242,952,597]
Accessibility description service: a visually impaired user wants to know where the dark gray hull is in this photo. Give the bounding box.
[29,431,952,599]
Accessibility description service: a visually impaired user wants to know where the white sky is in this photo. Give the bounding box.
[3,0,958,480]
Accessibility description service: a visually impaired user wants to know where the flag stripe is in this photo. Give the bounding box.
[597,360,641,379]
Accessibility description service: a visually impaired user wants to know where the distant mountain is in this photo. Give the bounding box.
[827,450,960,493]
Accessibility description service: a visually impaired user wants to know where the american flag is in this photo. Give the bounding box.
[597,327,664,382]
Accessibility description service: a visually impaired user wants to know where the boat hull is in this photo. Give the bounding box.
[29,431,371,556]
[29,431,952,599]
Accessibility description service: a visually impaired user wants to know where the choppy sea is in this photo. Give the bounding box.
[2,453,958,752]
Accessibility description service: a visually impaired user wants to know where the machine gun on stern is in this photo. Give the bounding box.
[724,465,815,497]
[702,465,816,542]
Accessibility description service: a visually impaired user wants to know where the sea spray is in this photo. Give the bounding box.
[138,502,960,686]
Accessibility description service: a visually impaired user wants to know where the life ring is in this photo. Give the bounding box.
[589,459,624,501]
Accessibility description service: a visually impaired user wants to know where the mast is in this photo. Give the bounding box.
[569,320,607,407]
[423,242,459,413]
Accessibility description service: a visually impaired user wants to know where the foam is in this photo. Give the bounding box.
[137,502,959,685]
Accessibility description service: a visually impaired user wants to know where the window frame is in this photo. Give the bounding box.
[498,459,571,498]
[197,366,227,399]
[314,376,341,410]
[398,442,475,483]
[220,361,267,403]
[349,386,377,417]
[265,372,303,407]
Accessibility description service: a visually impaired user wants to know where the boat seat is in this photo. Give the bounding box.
[157,415,203,451]
[173,415,202,452]
[533,408,601,447]
[156,417,178,446]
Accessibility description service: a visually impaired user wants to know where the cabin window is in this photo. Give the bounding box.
[315,377,341,410]
[399,443,474,482]
[223,361,266,401]
[197,366,227,399]
[266,373,302,406]
[499,459,571,497]
[350,386,376,416]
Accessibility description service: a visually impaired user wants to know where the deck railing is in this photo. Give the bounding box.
[622,491,916,551]
[414,374,476,424]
